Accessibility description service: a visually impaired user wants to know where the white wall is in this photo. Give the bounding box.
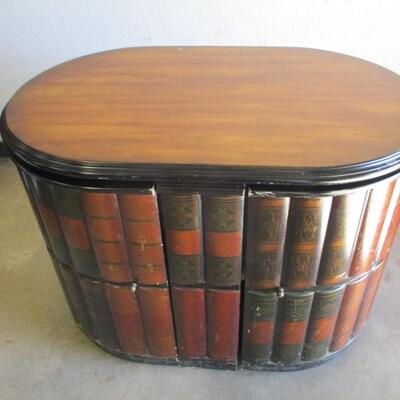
[1,0,399,115]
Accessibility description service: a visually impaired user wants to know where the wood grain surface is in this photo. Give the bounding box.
[4,47,400,169]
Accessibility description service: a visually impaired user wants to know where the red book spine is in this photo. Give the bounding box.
[171,287,207,359]
[119,192,167,285]
[330,274,369,352]
[206,289,240,362]
[353,259,387,336]
[349,179,395,277]
[137,286,176,358]
[105,283,148,356]
[82,192,133,283]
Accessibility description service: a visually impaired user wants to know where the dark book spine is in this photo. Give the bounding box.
[302,285,345,361]
[171,287,207,359]
[119,192,167,285]
[330,274,369,352]
[79,276,120,351]
[349,179,395,277]
[28,176,71,265]
[81,192,133,283]
[283,197,331,289]
[53,259,94,337]
[272,291,314,365]
[317,191,367,285]
[353,259,387,336]
[375,179,400,263]
[245,195,289,289]
[204,195,244,287]
[104,283,148,356]
[206,289,240,362]
[241,290,278,363]
[162,193,204,285]
[52,185,99,278]
[137,286,176,358]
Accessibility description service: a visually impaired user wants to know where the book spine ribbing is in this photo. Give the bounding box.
[137,286,177,359]
[241,290,278,363]
[171,287,207,359]
[317,191,367,285]
[104,283,149,356]
[302,285,345,361]
[245,195,289,289]
[119,192,167,285]
[81,192,133,283]
[162,193,204,285]
[283,197,331,289]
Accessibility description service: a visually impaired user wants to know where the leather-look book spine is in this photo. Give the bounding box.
[330,273,369,352]
[52,184,100,278]
[206,289,240,362]
[162,193,204,285]
[171,287,207,359]
[137,286,176,359]
[119,192,168,285]
[272,291,314,365]
[241,290,278,363]
[79,276,120,351]
[104,283,148,356]
[203,194,244,287]
[282,197,331,289]
[82,192,133,283]
[302,285,345,361]
[245,195,289,289]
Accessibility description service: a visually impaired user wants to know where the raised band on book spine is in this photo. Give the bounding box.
[171,287,207,359]
[317,191,367,285]
[204,195,244,287]
[137,286,176,358]
[241,290,278,363]
[82,192,133,283]
[330,274,369,352]
[119,192,167,285]
[272,291,314,365]
[283,197,331,289]
[245,195,289,289]
[162,193,204,285]
[79,276,120,351]
[349,179,395,277]
[206,289,240,362]
[105,283,148,356]
[52,184,100,278]
[302,285,345,361]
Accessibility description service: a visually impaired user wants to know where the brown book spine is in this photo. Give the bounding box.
[317,191,367,285]
[171,287,207,359]
[204,194,244,287]
[79,276,120,350]
[241,290,278,363]
[162,193,204,285]
[28,176,72,265]
[330,274,369,352]
[52,184,100,278]
[302,285,345,361]
[245,195,289,289]
[137,286,176,358]
[283,197,331,289]
[349,179,395,277]
[206,289,240,362]
[272,291,314,365]
[119,192,167,285]
[353,259,387,336]
[81,192,133,283]
[104,283,148,356]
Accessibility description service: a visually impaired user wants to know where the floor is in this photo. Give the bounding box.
[1,157,400,400]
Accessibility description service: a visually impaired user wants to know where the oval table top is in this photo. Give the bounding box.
[2,47,400,186]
